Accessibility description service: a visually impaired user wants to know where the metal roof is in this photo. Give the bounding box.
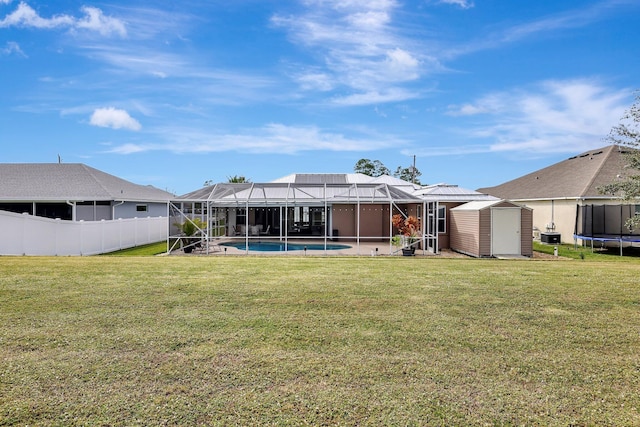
[176,182,421,204]
[0,163,174,202]
[414,183,498,202]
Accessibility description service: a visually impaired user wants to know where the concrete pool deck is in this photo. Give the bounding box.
[179,238,446,257]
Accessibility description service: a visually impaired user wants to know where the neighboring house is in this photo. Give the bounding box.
[0,163,173,256]
[477,145,640,244]
[0,163,173,220]
[172,174,528,256]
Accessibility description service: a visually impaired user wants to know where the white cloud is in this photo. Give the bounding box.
[295,71,335,91]
[271,0,433,105]
[1,41,25,56]
[75,6,126,37]
[0,2,73,28]
[107,123,403,155]
[0,3,126,37]
[446,1,633,59]
[439,0,474,9]
[90,107,141,131]
[332,88,420,106]
[447,80,630,155]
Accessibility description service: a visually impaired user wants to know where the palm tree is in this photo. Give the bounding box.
[227,175,251,183]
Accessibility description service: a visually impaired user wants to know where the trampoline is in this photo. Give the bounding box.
[574,204,640,256]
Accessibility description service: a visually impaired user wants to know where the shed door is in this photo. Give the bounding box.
[491,208,520,255]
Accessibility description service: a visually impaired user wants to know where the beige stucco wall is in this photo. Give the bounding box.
[518,199,623,244]
[331,204,394,240]
[331,204,356,239]
[517,199,576,242]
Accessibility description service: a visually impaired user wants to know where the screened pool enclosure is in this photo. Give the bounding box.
[169,181,440,255]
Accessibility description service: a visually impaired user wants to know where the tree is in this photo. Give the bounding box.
[227,175,251,183]
[354,158,422,184]
[393,165,422,185]
[599,92,640,231]
[354,159,390,177]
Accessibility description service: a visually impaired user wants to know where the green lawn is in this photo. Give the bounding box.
[1,256,639,426]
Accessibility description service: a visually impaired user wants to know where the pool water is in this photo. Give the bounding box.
[221,241,351,252]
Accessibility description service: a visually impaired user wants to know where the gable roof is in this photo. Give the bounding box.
[477,145,638,200]
[0,163,173,202]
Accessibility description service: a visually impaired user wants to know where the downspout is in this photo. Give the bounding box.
[112,200,125,220]
[66,200,76,221]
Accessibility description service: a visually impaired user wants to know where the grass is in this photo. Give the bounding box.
[1,256,639,426]
[534,241,640,260]
[101,241,167,256]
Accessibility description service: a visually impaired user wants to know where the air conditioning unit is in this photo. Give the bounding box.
[540,233,561,244]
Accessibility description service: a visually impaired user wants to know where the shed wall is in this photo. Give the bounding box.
[438,202,464,250]
[521,208,533,256]
[450,210,480,257]
[478,209,492,256]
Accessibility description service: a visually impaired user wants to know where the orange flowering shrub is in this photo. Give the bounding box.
[392,214,420,237]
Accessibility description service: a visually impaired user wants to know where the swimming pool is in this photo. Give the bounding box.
[221,241,352,252]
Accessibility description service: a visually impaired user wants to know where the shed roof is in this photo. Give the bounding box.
[477,145,637,200]
[451,200,530,211]
[0,163,173,202]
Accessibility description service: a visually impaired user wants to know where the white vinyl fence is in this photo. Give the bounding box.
[0,211,168,256]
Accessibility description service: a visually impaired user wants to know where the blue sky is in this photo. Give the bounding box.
[1,0,639,195]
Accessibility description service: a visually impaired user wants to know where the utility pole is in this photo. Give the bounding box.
[411,155,416,184]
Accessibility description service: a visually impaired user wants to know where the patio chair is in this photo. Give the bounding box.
[260,225,271,236]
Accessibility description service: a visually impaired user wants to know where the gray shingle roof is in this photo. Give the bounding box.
[477,145,638,200]
[0,163,173,202]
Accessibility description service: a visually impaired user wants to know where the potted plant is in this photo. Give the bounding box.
[392,214,420,256]
[175,217,206,253]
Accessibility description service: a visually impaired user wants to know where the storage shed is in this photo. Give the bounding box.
[450,200,533,258]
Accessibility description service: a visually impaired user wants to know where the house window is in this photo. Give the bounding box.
[136,204,148,212]
[635,205,640,216]
[438,206,446,233]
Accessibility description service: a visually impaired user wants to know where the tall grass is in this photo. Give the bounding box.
[1,256,639,425]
